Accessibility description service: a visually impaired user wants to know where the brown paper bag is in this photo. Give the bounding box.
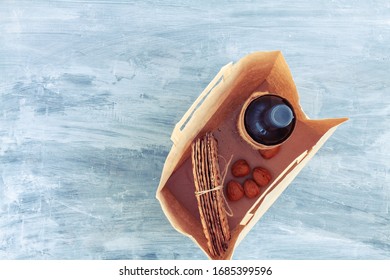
[156,51,348,260]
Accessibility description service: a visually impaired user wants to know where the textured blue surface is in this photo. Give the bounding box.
[0,0,389,259]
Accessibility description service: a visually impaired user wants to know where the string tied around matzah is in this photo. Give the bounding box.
[195,154,234,217]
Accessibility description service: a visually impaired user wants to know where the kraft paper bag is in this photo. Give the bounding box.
[156,51,348,260]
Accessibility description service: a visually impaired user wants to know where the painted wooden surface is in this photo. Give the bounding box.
[0,0,389,259]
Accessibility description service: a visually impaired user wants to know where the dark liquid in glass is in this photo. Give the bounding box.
[244,95,296,146]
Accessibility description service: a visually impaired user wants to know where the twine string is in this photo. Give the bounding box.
[195,154,234,217]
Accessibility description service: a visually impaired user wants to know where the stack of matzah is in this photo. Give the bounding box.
[191,133,231,257]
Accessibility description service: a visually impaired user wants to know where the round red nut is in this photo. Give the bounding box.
[243,179,260,198]
[231,159,251,177]
[252,167,272,188]
[226,180,244,201]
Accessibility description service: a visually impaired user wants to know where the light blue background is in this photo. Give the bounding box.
[0,0,389,259]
